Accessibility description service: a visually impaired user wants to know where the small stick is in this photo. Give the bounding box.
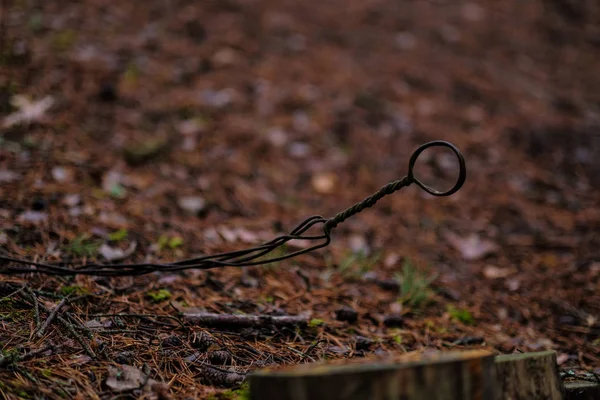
[18,289,97,359]
[36,297,68,338]
[80,312,185,330]
[183,312,308,329]
[56,314,96,359]
[23,287,41,334]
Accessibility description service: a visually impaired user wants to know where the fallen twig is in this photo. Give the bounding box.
[18,288,97,359]
[25,287,41,334]
[36,297,68,338]
[183,312,308,329]
[56,314,96,358]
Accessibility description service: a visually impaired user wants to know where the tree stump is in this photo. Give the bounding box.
[564,380,600,400]
[494,351,563,400]
[250,350,496,400]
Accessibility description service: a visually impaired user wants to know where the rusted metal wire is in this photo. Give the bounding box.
[0,140,466,276]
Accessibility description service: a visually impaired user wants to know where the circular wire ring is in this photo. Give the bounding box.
[407,140,466,196]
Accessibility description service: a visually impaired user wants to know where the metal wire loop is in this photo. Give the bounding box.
[407,140,467,197]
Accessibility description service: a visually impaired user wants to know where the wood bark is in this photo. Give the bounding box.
[494,351,563,400]
[564,380,600,400]
[250,350,496,400]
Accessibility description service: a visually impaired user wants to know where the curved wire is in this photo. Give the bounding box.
[0,141,466,276]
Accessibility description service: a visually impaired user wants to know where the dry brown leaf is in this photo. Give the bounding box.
[482,265,515,279]
[106,364,159,392]
[2,95,54,128]
[444,231,499,261]
[99,241,137,261]
[311,172,337,194]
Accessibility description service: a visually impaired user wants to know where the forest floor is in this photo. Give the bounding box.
[0,0,599,398]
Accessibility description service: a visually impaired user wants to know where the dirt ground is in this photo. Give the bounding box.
[1,0,599,398]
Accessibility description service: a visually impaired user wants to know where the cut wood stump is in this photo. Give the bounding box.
[250,349,496,400]
[564,380,600,400]
[494,351,563,400]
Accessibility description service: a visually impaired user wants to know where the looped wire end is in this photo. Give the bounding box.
[407,140,466,197]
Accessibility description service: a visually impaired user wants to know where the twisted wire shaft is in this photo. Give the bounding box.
[324,176,411,233]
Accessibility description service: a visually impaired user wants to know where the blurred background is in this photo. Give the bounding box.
[0,0,599,395]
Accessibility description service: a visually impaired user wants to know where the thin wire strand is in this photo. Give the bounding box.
[0,141,466,276]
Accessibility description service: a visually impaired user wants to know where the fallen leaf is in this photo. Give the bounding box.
[3,95,54,128]
[177,196,206,215]
[217,226,237,243]
[18,210,48,224]
[99,241,137,261]
[235,227,260,244]
[267,127,288,147]
[556,353,570,365]
[84,320,103,329]
[0,170,20,183]
[288,142,311,158]
[177,118,204,136]
[444,231,499,261]
[62,194,81,207]
[106,364,160,392]
[212,47,239,67]
[312,172,337,194]
[505,278,520,291]
[65,355,92,366]
[482,265,514,279]
[348,234,369,254]
[123,137,170,166]
[384,252,400,268]
[51,166,73,183]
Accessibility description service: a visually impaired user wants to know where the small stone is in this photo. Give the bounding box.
[335,307,358,323]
